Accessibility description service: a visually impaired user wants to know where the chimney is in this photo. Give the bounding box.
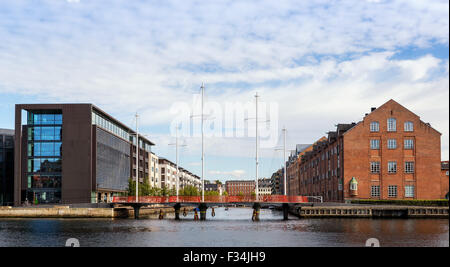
[371,107,376,112]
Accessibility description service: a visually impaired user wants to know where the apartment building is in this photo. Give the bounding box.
[149,152,160,188]
[258,178,272,196]
[225,180,255,196]
[271,168,284,195]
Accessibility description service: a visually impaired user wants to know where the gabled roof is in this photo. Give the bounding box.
[344,99,442,136]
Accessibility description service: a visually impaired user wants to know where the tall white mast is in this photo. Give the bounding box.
[255,92,259,201]
[176,126,179,200]
[283,128,287,196]
[201,83,205,202]
[135,112,139,202]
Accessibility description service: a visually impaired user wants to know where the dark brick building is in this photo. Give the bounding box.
[14,104,154,205]
[298,99,444,202]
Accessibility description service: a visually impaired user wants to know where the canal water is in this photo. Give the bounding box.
[0,207,448,247]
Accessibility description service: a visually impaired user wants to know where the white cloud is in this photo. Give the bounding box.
[0,0,448,166]
[208,170,246,178]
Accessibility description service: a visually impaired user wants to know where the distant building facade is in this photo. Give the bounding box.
[258,178,271,195]
[298,100,444,202]
[204,181,223,195]
[225,180,255,196]
[0,129,14,206]
[271,168,284,195]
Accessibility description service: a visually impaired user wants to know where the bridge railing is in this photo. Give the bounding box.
[112,195,309,203]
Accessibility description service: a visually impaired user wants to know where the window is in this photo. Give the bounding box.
[370,162,380,173]
[405,162,414,173]
[404,139,414,150]
[388,185,398,197]
[388,161,397,173]
[370,121,379,132]
[405,186,415,198]
[387,139,397,149]
[370,139,380,149]
[371,186,380,197]
[404,121,414,132]
[387,118,397,132]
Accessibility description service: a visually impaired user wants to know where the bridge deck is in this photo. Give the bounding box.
[112,195,309,205]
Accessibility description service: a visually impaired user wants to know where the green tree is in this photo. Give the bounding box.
[205,190,220,196]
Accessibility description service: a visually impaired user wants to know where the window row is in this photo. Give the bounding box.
[27,112,62,125]
[370,120,414,132]
[28,126,62,141]
[92,111,130,141]
[27,158,62,173]
[27,175,62,189]
[370,139,414,150]
[371,185,414,198]
[27,142,62,157]
[370,161,415,174]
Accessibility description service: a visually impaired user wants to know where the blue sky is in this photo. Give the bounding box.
[0,0,449,182]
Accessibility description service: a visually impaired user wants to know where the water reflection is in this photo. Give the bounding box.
[0,207,448,247]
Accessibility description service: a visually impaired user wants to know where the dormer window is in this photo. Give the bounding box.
[387,118,396,132]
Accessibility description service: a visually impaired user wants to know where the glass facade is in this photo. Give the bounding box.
[92,111,130,141]
[26,110,62,204]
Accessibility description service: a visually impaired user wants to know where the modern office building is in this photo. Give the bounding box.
[0,129,14,206]
[14,104,154,205]
[297,99,444,202]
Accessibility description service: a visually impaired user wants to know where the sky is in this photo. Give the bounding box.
[0,0,448,182]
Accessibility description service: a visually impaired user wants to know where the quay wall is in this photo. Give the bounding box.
[0,205,195,219]
[289,205,449,218]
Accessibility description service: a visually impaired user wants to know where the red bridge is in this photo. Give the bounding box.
[112,195,310,220]
[112,195,308,204]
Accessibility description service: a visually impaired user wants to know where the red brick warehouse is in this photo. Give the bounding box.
[296,99,445,202]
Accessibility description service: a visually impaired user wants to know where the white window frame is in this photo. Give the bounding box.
[405,186,415,198]
[371,185,380,197]
[404,139,414,150]
[388,161,397,173]
[370,162,380,173]
[405,162,415,174]
[387,118,397,132]
[370,139,380,150]
[404,121,414,132]
[388,185,398,198]
[370,121,380,132]
[387,139,397,149]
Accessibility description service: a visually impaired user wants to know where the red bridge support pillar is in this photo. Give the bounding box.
[174,203,181,220]
[199,203,208,221]
[282,203,289,220]
[252,203,261,221]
